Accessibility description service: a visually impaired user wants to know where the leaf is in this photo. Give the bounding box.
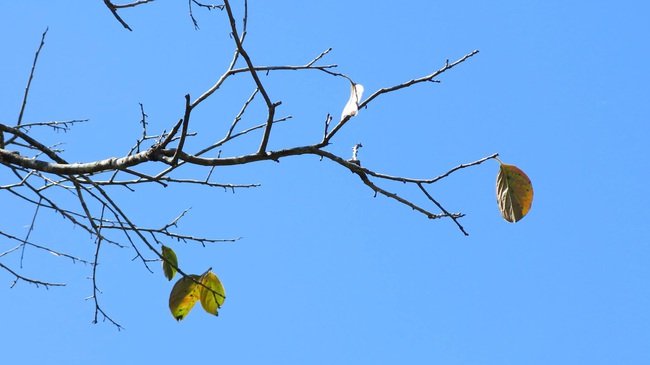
[169,275,201,321]
[496,163,534,222]
[161,245,178,281]
[340,82,364,122]
[199,270,226,317]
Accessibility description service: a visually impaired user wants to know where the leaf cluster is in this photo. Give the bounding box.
[164,245,225,321]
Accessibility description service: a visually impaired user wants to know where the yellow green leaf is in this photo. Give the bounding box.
[169,275,201,321]
[161,245,178,281]
[496,163,534,222]
[199,270,226,316]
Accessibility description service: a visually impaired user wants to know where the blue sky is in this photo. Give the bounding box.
[1,1,649,364]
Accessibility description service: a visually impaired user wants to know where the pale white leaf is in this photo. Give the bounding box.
[340,83,364,122]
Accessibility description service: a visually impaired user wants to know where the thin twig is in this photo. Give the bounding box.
[359,153,499,184]
[306,48,332,67]
[326,50,479,142]
[17,28,48,127]
[103,1,133,31]
[87,204,124,330]
[113,0,155,9]
[0,261,65,288]
[0,231,92,264]
[227,88,259,139]
[417,183,468,235]
[191,47,240,108]
[360,50,479,108]
[20,197,42,268]
[189,0,225,29]
[222,0,277,154]
[171,94,192,166]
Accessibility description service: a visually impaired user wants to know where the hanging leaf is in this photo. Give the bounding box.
[161,245,178,281]
[169,275,201,321]
[496,163,534,222]
[340,82,364,122]
[199,270,226,316]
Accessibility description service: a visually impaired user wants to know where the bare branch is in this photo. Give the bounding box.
[191,47,240,108]
[0,261,65,288]
[326,50,480,142]
[359,153,499,185]
[3,3,492,326]
[0,231,93,264]
[103,0,155,31]
[360,50,480,108]
[171,94,192,166]
[222,0,277,154]
[227,88,258,139]
[1,123,66,163]
[86,205,124,330]
[112,0,155,9]
[3,27,48,149]
[307,48,333,67]
[314,149,465,222]
[19,196,41,268]
[189,0,224,29]
[418,183,468,235]
[16,28,48,128]
[14,119,89,132]
[103,1,133,31]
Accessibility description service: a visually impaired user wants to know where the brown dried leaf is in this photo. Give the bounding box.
[496,163,534,222]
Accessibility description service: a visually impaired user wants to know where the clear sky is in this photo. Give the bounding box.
[1,1,649,364]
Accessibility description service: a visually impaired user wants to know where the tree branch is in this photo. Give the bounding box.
[326,50,480,142]
[0,261,65,288]
[222,0,278,154]
[2,3,491,326]
[103,0,156,31]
